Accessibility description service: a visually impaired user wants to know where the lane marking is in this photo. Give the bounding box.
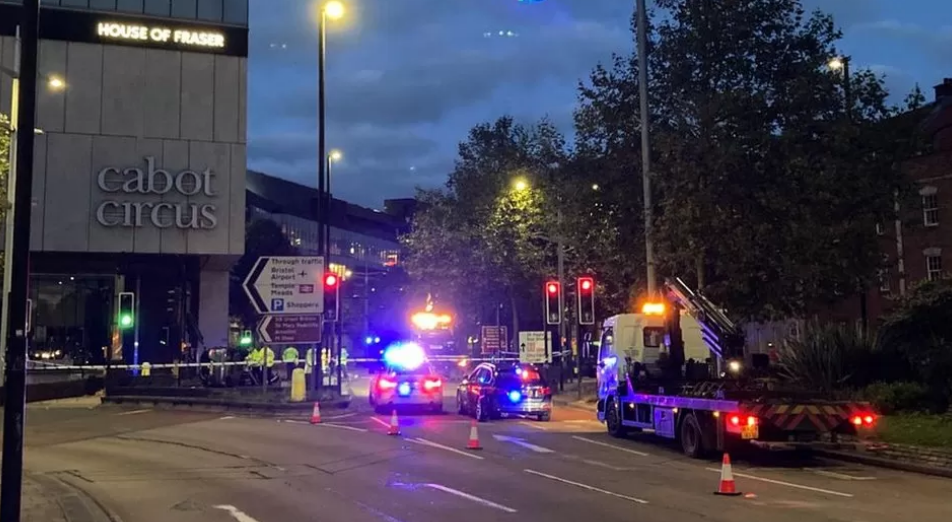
[518,421,548,430]
[705,468,854,498]
[320,423,369,433]
[424,483,518,513]
[219,416,236,420]
[563,454,630,471]
[572,436,649,457]
[524,469,649,504]
[370,416,392,429]
[278,419,308,425]
[410,437,485,460]
[213,505,261,522]
[493,434,555,453]
[811,469,876,481]
[116,409,151,416]
[324,412,357,420]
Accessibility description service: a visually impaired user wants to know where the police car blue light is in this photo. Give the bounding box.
[508,390,522,403]
[382,342,426,370]
[398,382,412,396]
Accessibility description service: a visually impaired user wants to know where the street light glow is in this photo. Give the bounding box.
[513,179,529,192]
[329,149,343,161]
[48,76,65,90]
[828,57,844,70]
[324,0,345,19]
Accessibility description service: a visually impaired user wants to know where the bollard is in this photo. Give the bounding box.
[290,368,307,402]
[141,362,151,377]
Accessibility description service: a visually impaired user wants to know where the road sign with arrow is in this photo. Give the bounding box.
[257,315,322,344]
[242,256,325,315]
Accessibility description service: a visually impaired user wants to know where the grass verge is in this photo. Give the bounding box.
[878,413,952,449]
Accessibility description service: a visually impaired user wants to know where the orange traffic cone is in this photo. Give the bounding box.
[387,409,400,436]
[310,402,322,424]
[714,453,742,496]
[467,419,482,450]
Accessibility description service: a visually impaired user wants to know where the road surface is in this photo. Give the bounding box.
[13,388,951,522]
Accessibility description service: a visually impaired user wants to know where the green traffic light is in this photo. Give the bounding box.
[119,314,133,328]
[239,335,252,346]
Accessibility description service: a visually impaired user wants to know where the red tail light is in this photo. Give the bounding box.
[378,377,397,390]
[541,387,551,395]
[851,414,876,427]
[423,378,442,391]
[729,415,758,426]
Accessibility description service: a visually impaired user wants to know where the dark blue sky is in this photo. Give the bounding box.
[246,0,952,209]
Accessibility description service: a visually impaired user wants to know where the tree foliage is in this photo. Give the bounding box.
[229,218,298,328]
[0,113,9,284]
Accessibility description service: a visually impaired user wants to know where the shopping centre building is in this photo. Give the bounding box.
[0,0,248,364]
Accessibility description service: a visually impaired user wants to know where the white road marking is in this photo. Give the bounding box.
[116,409,151,416]
[705,468,854,498]
[518,421,548,430]
[493,434,555,453]
[811,469,876,481]
[410,437,485,460]
[219,416,236,420]
[320,423,369,433]
[370,416,392,429]
[213,505,260,522]
[571,436,649,457]
[424,484,517,513]
[278,419,308,425]
[564,454,630,471]
[324,412,358,420]
[524,469,649,504]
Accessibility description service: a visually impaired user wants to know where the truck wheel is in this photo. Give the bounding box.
[606,397,627,438]
[680,413,705,458]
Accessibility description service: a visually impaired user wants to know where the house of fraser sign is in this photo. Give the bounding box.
[95,156,218,230]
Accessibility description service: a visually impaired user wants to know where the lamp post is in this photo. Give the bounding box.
[326,149,341,391]
[313,0,344,396]
[1,1,40,519]
[636,0,656,297]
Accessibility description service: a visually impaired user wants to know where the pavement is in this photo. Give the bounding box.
[4,379,950,522]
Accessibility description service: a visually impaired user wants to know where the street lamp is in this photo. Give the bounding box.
[325,149,342,266]
[512,178,529,192]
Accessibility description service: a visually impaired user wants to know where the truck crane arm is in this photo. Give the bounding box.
[662,277,746,362]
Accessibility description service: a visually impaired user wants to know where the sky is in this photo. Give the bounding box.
[246,0,952,209]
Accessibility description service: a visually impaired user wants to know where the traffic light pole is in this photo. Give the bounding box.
[1,2,40,520]
[556,208,566,393]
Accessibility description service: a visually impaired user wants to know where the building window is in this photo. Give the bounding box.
[879,272,890,293]
[222,0,247,24]
[60,0,90,8]
[197,0,222,21]
[927,255,943,281]
[91,0,119,9]
[922,191,939,227]
[144,0,170,16]
[115,0,143,12]
[875,223,885,236]
[170,0,196,18]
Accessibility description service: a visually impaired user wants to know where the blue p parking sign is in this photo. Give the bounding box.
[270,298,285,312]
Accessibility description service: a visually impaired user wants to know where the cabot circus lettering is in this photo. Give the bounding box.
[97,22,226,48]
[95,157,218,230]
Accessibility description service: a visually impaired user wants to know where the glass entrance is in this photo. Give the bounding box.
[30,275,115,365]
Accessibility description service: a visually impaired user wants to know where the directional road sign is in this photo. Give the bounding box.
[243,256,325,315]
[518,331,550,364]
[257,315,323,344]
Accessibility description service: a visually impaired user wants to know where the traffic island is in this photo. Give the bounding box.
[24,473,115,522]
[102,388,350,416]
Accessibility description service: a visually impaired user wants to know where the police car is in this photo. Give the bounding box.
[456,363,552,422]
[368,342,444,414]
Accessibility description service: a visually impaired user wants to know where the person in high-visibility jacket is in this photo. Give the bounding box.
[247,346,263,383]
[340,347,349,380]
[262,346,276,383]
[282,346,299,381]
[321,347,330,374]
[305,347,317,375]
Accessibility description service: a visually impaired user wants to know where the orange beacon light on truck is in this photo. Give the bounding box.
[641,302,666,315]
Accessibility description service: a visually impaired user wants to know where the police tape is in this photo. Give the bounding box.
[27,355,527,372]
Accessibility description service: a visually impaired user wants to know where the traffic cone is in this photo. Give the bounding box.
[467,419,482,450]
[714,453,742,496]
[310,402,322,424]
[387,409,400,436]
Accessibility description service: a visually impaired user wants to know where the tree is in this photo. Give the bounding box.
[402,117,568,340]
[574,0,908,320]
[229,218,298,328]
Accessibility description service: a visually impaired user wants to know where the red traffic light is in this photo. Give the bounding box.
[546,282,559,295]
[579,277,593,292]
[324,273,339,287]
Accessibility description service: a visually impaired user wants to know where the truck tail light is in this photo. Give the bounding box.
[729,415,758,426]
[851,414,876,427]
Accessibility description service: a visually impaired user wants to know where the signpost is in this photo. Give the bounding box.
[242,256,325,315]
[480,325,508,355]
[257,315,322,344]
[518,331,550,364]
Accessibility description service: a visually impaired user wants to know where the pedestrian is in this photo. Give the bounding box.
[282,345,299,381]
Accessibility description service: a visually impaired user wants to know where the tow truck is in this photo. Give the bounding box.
[596,277,876,458]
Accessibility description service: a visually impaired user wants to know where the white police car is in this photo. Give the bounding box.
[369,342,444,414]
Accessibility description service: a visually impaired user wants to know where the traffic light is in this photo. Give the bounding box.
[324,272,340,322]
[577,276,595,325]
[239,330,253,346]
[118,292,135,329]
[544,280,562,325]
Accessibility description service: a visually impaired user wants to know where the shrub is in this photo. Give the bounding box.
[860,381,929,414]
[778,321,875,393]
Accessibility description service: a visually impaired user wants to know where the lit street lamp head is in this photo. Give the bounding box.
[828,57,844,70]
[513,179,529,192]
[329,149,343,161]
[323,0,345,20]
[47,76,65,90]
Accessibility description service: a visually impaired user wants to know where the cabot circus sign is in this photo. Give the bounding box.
[95,157,218,230]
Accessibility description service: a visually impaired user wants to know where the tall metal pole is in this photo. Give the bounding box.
[636,0,656,296]
[313,8,327,397]
[325,154,331,266]
[556,210,566,392]
[0,27,21,388]
[1,1,40,520]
